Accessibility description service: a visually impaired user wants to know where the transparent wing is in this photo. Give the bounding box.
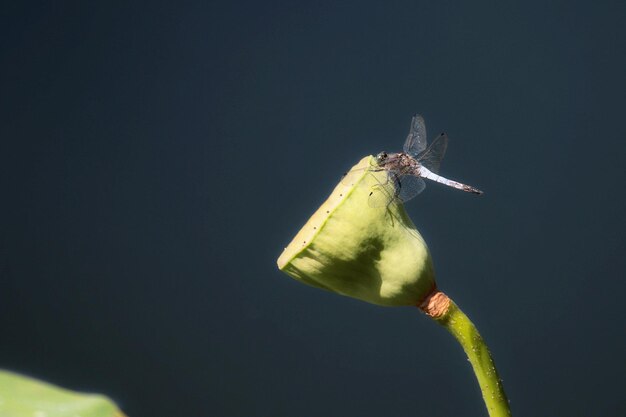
[341,162,395,207]
[395,174,426,203]
[417,132,448,174]
[367,171,398,208]
[367,171,426,207]
[403,114,428,157]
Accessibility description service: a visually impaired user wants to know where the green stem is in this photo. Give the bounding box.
[419,291,512,417]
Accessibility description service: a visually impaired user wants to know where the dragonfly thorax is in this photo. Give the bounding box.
[375,151,419,173]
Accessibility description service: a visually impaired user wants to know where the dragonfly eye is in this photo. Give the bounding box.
[376,152,388,163]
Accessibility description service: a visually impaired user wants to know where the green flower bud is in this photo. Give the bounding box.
[277,156,436,306]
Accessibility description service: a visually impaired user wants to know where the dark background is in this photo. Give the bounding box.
[1,1,625,416]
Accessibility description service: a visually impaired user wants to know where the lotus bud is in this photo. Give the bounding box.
[277,156,436,306]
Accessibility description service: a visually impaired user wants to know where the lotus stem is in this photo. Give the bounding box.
[420,290,512,417]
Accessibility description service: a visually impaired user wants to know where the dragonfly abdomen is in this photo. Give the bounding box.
[419,166,483,195]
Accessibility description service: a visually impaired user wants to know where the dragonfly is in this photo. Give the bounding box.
[346,114,483,207]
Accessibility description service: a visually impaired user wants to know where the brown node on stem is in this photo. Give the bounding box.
[418,290,450,318]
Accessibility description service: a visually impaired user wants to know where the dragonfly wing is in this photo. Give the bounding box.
[403,114,428,157]
[366,171,426,207]
[367,171,399,208]
[417,132,448,174]
[396,175,426,203]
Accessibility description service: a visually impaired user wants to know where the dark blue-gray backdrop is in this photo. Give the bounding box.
[1,1,625,416]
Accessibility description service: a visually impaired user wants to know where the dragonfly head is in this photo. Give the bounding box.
[375,151,388,165]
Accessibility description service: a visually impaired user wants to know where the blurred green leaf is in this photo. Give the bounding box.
[0,370,125,417]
